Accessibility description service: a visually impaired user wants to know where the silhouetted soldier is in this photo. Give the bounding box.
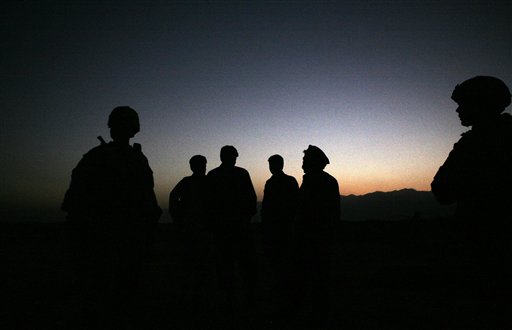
[168,155,213,325]
[293,145,340,328]
[431,76,512,328]
[261,154,299,315]
[62,106,162,328]
[206,146,258,316]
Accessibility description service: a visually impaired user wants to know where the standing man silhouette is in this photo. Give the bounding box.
[168,155,212,326]
[431,76,512,328]
[62,106,162,328]
[261,154,299,316]
[294,145,340,329]
[206,146,258,316]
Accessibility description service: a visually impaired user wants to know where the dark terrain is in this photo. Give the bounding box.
[2,217,480,329]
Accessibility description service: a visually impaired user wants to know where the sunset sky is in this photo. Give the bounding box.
[2,0,511,218]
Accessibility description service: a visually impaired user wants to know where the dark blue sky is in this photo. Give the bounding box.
[2,0,511,216]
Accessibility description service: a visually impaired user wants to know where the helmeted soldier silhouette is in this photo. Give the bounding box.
[206,146,258,314]
[261,154,299,316]
[431,76,512,328]
[62,106,162,328]
[293,145,340,328]
[168,155,213,325]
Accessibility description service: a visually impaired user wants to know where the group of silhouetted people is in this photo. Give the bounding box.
[62,75,511,329]
[167,144,340,328]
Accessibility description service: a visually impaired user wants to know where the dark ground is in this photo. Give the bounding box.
[1,219,493,329]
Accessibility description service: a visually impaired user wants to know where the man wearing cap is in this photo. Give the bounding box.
[293,145,340,328]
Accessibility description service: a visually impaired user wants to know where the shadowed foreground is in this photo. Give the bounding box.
[2,220,496,329]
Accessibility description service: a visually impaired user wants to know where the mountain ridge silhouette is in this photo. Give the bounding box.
[1,188,455,223]
[339,188,455,221]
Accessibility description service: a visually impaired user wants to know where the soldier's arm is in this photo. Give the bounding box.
[61,150,103,217]
[139,152,162,223]
[431,140,467,205]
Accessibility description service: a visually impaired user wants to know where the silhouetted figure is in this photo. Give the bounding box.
[431,76,512,328]
[293,145,340,329]
[206,146,258,322]
[261,154,299,318]
[62,106,162,328]
[168,155,213,326]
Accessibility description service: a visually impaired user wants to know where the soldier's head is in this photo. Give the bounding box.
[108,106,140,140]
[268,154,284,175]
[220,145,238,167]
[451,76,511,127]
[189,155,207,175]
[302,145,329,174]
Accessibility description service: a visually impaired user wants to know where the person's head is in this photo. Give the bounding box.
[108,106,140,141]
[302,145,329,173]
[220,145,238,166]
[268,154,284,175]
[451,76,511,127]
[189,155,207,175]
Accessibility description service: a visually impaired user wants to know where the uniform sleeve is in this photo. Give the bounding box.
[431,140,464,205]
[61,150,104,217]
[140,154,162,223]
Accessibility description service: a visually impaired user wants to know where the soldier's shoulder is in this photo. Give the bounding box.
[82,143,110,159]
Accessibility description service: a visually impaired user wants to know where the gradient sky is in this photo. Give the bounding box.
[2,0,511,215]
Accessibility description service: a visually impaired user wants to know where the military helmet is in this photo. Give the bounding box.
[451,76,511,112]
[108,106,140,135]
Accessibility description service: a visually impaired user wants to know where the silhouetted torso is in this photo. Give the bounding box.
[297,171,340,232]
[207,164,257,222]
[293,169,340,327]
[168,171,213,325]
[206,161,258,311]
[262,172,299,223]
[169,174,209,229]
[62,140,161,327]
[432,113,512,220]
[62,141,161,224]
[261,171,298,266]
[431,77,512,328]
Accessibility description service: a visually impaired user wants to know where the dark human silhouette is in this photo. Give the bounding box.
[260,154,299,320]
[206,146,258,320]
[431,76,512,328]
[292,145,340,329]
[62,106,162,328]
[168,155,213,326]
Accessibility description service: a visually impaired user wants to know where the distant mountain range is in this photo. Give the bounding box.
[2,189,455,223]
[251,188,455,222]
[338,188,455,221]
